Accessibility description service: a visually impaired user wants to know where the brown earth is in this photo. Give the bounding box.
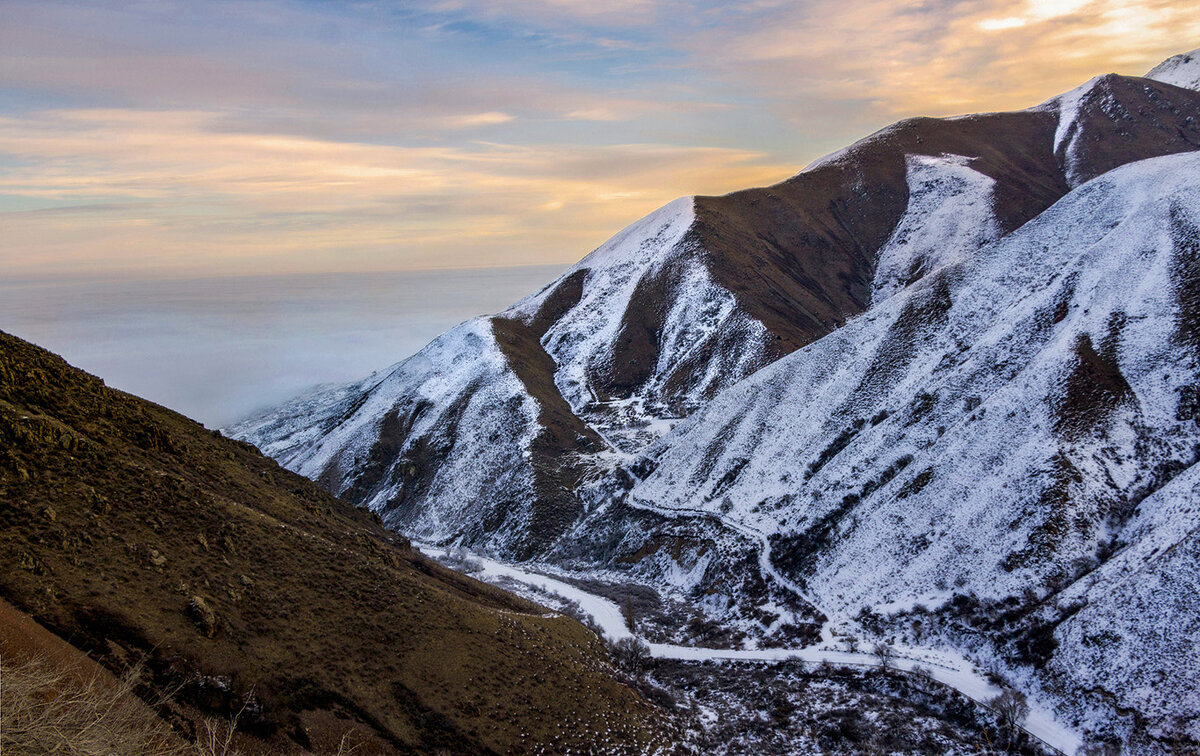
[0,330,673,755]
[489,316,605,558]
[693,75,1200,370]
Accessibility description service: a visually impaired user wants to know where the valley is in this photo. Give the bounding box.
[4,35,1200,755]
[420,541,1082,754]
[232,47,1200,754]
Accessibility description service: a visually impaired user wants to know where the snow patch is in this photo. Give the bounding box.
[872,153,1000,304]
[1146,47,1200,91]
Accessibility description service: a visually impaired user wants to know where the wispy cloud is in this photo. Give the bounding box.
[0,0,1195,280]
[683,0,1200,118]
[0,108,789,276]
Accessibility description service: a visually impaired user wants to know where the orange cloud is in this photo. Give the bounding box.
[0,108,792,278]
[688,0,1200,120]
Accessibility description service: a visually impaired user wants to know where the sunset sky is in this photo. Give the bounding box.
[2,0,1198,280]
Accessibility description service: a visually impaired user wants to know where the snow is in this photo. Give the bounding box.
[231,190,778,554]
[1048,77,1098,155]
[620,151,1200,746]
[423,542,1083,755]
[231,54,1200,750]
[506,196,771,453]
[507,197,695,414]
[233,318,546,554]
[420,543,636,643]
[1146,47,1200,91]
[871,153,1000,304]
[1041,76,1103,187]
[632,150,1200,611]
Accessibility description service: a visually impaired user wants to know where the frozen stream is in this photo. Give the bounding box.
[419,543,1081,755]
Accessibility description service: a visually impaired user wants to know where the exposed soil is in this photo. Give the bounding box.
[0,330,672,755]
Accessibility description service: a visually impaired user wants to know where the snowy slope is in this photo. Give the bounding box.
[504,197,772,452]
[234,60,1200,568]
[630,150,1200,604]
[1042,70,1200,188]
[871,153,1000,304]
[231,199,768,557]
[232,318,549,556]
[1147,47,1200,91]
[615,151,1200,746]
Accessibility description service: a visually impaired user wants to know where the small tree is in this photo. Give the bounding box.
[622,596,636,632]
[872,642,894,668]
[990,687,1029,735]
[609,637,651,674]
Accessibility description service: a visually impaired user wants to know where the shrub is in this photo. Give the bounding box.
[989,687,1029,734]
[609,637,652,674]
[910,664,934,680]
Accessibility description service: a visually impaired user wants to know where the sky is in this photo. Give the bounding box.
[1,0,1198,280]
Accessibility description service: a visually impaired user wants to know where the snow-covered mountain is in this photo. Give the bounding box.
[232,57,1199,550]
[612,150,1200,745]
[231,49,1200,749]
[1148,48,1200,91]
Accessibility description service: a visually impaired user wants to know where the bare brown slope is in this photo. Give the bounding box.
[0,331,670,755]
[1062,74,1200,185]
[687,74,1200,367]
[489,316,605,558]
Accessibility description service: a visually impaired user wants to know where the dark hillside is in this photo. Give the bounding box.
[0,330,669,755]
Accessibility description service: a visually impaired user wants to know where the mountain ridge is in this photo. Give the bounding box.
[232,56,1200,555]
[232,48,1200,751]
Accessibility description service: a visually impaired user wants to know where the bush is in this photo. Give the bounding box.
[609,637,652,674]
[910,664,934,680]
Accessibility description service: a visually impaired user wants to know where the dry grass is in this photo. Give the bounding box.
[0,329,671,754]
[0,653,183,756]
[0,654,368,756]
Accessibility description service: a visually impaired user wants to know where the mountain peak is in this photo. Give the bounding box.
[1146,47,1200,91]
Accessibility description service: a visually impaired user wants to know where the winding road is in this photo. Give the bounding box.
[420,535,1081,755]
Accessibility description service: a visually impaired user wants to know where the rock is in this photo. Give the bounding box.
[17,551,45,574]
[148,549,167,568]
[186,596,218,638]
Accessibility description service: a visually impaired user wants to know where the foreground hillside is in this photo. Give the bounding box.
[0,330,671,755]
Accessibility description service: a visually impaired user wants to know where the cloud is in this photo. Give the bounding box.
[0,107,792,277]
[416,0,667,28]
[682,0,1200,118]
[443,111,517,128]
[0,0,715,140]
[1,0,1196,283]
